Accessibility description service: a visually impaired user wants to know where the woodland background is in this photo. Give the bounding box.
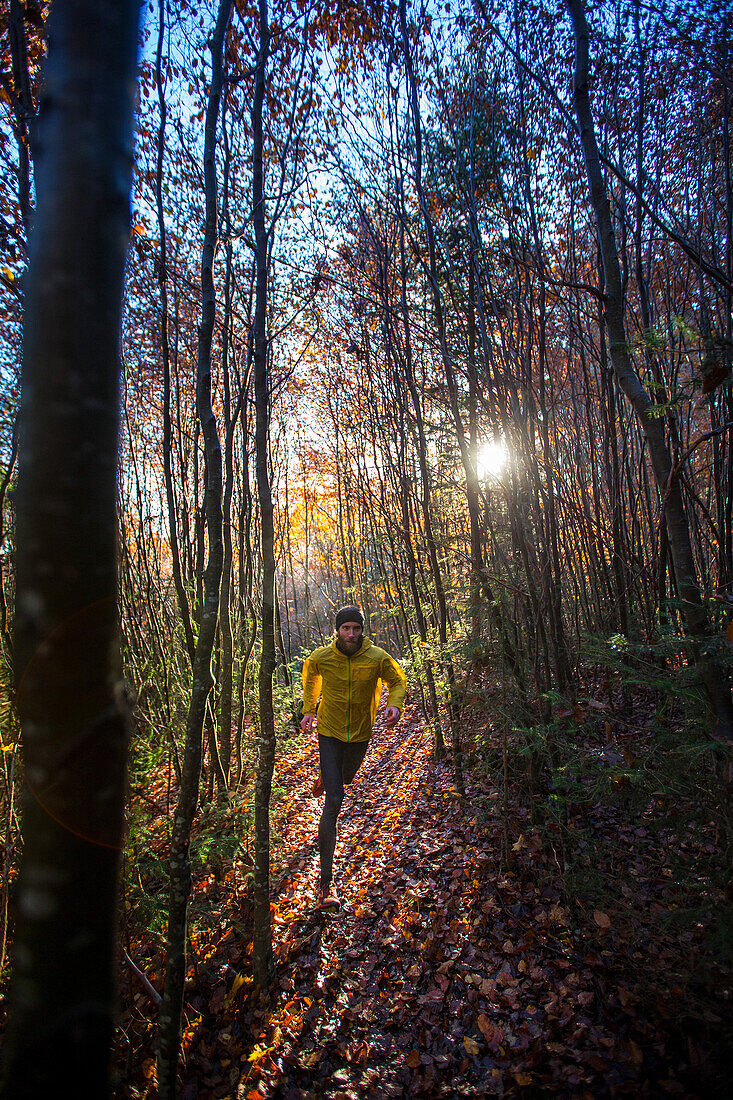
[0,0,732,1095]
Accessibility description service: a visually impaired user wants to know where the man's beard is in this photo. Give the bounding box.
[336,637,363,656]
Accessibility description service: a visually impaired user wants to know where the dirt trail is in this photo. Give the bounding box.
[183,705,683,1099]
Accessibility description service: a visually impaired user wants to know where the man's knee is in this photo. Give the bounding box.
[322,793,343,826]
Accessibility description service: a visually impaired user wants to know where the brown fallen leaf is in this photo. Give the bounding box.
[478,1015,504,1046]
[593,910,611,931]
[628,1039,644,1065]
[549,904,568,925]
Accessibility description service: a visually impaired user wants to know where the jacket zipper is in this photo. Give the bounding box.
[347,657,351,741]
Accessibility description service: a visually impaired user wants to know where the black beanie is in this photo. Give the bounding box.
[335,605,364,630]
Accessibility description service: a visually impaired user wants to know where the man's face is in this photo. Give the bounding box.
[336,621,363,655]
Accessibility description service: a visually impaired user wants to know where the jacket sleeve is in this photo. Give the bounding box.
[381,652,407,713]
[302,653,322,715]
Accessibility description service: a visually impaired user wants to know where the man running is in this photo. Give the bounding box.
[301,606,407,909]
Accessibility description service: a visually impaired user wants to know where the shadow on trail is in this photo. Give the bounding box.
[173,704,687,1099]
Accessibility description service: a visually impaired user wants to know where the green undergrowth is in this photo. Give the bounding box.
[122,677,309,949]
[466,630,733,1019]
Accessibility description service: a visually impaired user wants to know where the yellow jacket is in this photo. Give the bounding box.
[302,637,407,743]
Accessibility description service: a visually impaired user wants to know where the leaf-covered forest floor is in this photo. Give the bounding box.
[113,699,732,1099]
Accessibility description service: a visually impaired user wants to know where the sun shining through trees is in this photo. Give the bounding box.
[476,438,508,481]
[1,0,732,1094]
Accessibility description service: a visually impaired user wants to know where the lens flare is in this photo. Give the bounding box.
[477,439,507,479]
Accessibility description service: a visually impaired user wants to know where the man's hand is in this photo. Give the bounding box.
[384,706,400,728]
[301,713,316,734]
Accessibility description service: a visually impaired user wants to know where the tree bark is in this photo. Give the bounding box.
[400,0,465,790]
[155,0,195,668]
[6,2,140,1095]
[156,2,231,1094]
[251,0,276,988]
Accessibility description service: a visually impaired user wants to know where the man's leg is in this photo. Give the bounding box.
[317,737,369,889]
[318,735,345,889]
[342,739,369,785]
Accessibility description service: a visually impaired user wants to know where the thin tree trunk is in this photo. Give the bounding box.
[252,0,276,988]
[396,175,446,760]
[155,0,195,667]
[400,0,474,791]
[156,2,231,1094]
[217,99,239,795]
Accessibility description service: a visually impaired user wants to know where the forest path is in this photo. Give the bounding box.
[212,705,652,1099]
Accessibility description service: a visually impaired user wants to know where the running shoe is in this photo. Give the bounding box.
[318,883,340,910]
[311,773,325,798]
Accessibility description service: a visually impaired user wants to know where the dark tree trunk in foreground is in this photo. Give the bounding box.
[567,0,733,740]
[157,1,231,1094]
[6,2,140,1095]
[252,0,276,988]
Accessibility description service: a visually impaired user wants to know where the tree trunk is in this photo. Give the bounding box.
[251,0,276,988]
[156,2,231,1094]
[6,2,140,1095]
[217,97,240,794]
[400,0,467,790]
[155,0,195,667]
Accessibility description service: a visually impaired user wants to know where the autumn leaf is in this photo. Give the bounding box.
[628,1039,644,1065]
[463,1035,480,1055]
[405,1050,421,1069]
[477,1013,491,1036]
[223,972,249,1010]
[593,910,611,931]
[477,1015,504,1046]
[248,1044,272,1064]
